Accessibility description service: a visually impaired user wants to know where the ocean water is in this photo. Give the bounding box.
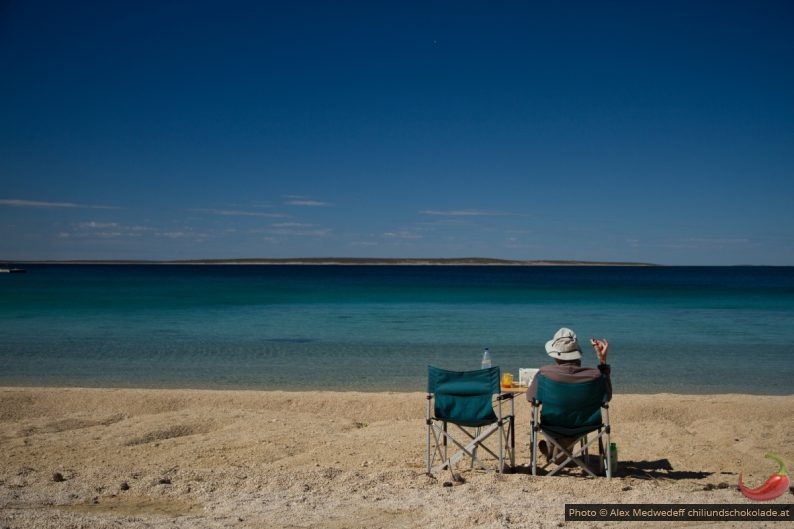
[1,264,793,394]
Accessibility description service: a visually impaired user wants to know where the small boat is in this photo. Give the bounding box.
[0,267,26,273]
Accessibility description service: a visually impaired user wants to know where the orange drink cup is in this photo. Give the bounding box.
[501,372,513,387]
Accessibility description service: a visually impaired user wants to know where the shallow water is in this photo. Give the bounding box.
[1,264,793,394]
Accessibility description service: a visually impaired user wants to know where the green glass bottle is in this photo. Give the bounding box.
[609,442,618,474]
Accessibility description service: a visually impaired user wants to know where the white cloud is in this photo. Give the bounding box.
[684,237,750,245]
[285,199,330,207]
[420,209,510,217]
[188,208,288,218]
[79,221,119,229]
[66,221,158,240]
[157,231,191,239]
[383,230,423,239]
[0,198,120,209]
[271,222,313,228]
[267,227,331,237]
[628,237,752,249]
[90,231,123,238]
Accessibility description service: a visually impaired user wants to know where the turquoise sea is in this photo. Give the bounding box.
[1,264,793,394]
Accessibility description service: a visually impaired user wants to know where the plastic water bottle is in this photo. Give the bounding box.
[481,348,492,369]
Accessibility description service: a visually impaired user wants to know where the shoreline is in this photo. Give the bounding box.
[9,257,658,266]
[0,377,794,398]
[1,382,791,397]
[9,259,792,268]
[2,387,793,528]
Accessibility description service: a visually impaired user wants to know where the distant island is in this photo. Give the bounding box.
[179,257,658,266]
[20,257,657,266]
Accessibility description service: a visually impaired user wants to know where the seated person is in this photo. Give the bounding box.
[527,327,611,462]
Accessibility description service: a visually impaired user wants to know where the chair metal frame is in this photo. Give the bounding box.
[425,366,515,476]
[530,374,611,478]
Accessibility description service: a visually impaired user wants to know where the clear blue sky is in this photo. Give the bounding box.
[1,1,793,265]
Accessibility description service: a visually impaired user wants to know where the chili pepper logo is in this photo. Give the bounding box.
[738,452,790,501]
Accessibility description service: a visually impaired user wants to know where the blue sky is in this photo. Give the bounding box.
[1,1,793,265]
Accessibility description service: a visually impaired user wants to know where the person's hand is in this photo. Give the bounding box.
[590,338,609,364]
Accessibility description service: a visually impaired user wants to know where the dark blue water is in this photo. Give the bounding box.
[1,264,793,394]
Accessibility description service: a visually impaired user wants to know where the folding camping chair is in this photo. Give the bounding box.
[426,366,515,476]
[530,373,612,478]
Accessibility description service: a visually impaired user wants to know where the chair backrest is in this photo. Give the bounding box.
[535,374,608,436]
[428,366,500,427]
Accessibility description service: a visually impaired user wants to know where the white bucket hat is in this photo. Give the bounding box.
[545,327,582,361]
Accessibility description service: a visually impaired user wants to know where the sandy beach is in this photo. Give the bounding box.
[1,388,792,528]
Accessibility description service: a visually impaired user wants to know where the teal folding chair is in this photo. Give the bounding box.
[426,366,515,476]
[530,373,611,478]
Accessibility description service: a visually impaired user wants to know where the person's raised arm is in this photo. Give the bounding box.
[590,338,608,364]
[591,338,611,400]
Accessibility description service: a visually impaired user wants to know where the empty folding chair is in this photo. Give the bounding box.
[530,373,611,478]
[426,366,515,476]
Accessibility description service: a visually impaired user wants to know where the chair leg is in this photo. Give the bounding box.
[597,432,605,475]
[530,406,538,476]
[426,397,432,474]
[510,415,515,468]
[603,405,611,479]
[443,422,448,464]
[470,427,480,470]
[426,423,431,474]
[497,421,503,473]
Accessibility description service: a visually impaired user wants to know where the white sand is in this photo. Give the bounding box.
[1,387,792,528]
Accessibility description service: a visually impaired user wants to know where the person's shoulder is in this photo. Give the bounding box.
[561,364,601,376]
[538,364,565,376]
